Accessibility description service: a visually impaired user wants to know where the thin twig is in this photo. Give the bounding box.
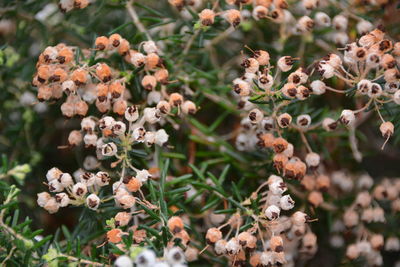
[126,0,153,42]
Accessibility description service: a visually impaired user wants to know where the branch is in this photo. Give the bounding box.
[126,0,153,42]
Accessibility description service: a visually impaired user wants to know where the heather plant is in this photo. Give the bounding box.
[0,0,400,266]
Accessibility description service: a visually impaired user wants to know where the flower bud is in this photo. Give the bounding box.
[199,9,215,26]
[101,142,118,157]
[37,192,51,207]
[280,195,295,210]
[322,117,337,131]
[340,109,355,126]
[305,152,320,168]
[277,56,295,72]
[168,216,184,234]
[265,204,280,220]
[277,113,292,128]
[206,227,222,244]
[182,100,197,114]
[72,182,87,197]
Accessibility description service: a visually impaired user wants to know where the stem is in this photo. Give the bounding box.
[374,100,385,123]
[60,254,110,267]
[325,86,346,94]
[126,0,153,42]
[299,131,313,153]
[349,126,362,162]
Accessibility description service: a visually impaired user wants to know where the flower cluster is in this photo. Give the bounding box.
[327,173,400,266]
[203,174,315,266]
[169,0,384,48]
[114,247,190,267]
[33,32,202,261]
[32,34,196,119]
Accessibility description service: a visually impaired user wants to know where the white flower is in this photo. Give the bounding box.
[59,0,74,12]
[155,129,169,146]
[318,61,335,79]
[305,152,320,167]
[385,237,400,251]
[62,80,76,94]
[37,192,51,207]
[265,205,280,220]
[357,174,373,189]
[314,12,331,27]
[248,108,264,124]
[112,121,126,136]
[48,179,64,192]
[214,240,227,255]
[43,197,60,214]
[260,251,274,266]
[59,173,73,187]
[95,171,110,186]
[144,131,155,146]
[357,79,372,95]
[356,20,373,35]
[83,133,98,146]
[332,14,348,31]
[125,106,139,122]
[143,40,158,54]
[166,247,185,265]
[114,255,133,267]
[101,142,118,157]
[80,172,96,186]
[136,169,151,183]
[135,249,156,267]
[296,114,311,128]
[277,56,294,72]
[153,262,170,267]
[55,193,70,207]
[322,117,337,131]
[86,193,100,210]
[46,167,62,182]
[340,109,355,126]
[368,83,382,98]
[132,126,146,142]
[225,238,240,255]
[72,182,87,197]
[99,116,115,130]
[267,175,283,185]
[280,195,295,210]
[143,107,160,124]
[130,52,146,67]
[269,181,287,195]
[394,90,400,105]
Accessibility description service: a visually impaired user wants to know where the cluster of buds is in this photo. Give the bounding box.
[67,105,169,149]
[169,0,379,45]
[312,27,399,147]
[59,0,90,12]
[323,172,400,266]
[32,27,203,265]
[236,111,310,180]
[32,40,128,117]
[204,174,315,266]
[33,35,197,119]
[233,52,317,179]
[114,247,189,267]
[37,167,108,213]
[233,28,399,170]
[39,105,170,212]
[108,216,197,266]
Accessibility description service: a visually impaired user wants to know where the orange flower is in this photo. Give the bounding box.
[107,228,123,243]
